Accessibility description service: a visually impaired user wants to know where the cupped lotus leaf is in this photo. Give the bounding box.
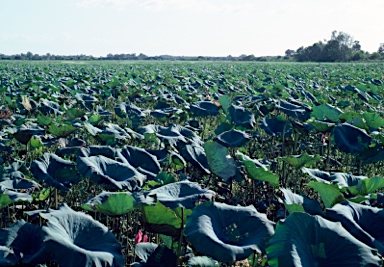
[40,204,124,267]
[142,202,192,237]
[0,219,45,265]
[181,144,210,174]
[0,186,33,209]
[82,191,155,216]
[147,181,215,209]
[203,141,236,182]
[187,256,218,267]
[277,100,310,121]
[84,121,102,136]
[31,153,80,191]
[214,129,250,148]
[243,161,279,186]
[184,202,275,263]
[49,124,77,138]
[39,99,62,115]
[0,177,40,191]
[13,123,45,144]
[214,122,233,135]
[332,123,371,154]
[104,123,131,141]
[266,212,381,267]
[118,146,161,177]
[302,167,367,188]
[77,155,146,191]
[114,102,146,120]
[134,243,177,267]
[87,114,104,126]
[280,188,323,215]
[228,105,255,129]
[327,201,384,255]
[308,181,345,208]
[281,153,321,169]
[311,103,343,122]
[260,116,292,137]
[77,145,117,159]
[189,101,219,117]
[139,124,188,147]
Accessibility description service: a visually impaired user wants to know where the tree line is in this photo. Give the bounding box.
[286,31,384,62]
[1,31,383,62]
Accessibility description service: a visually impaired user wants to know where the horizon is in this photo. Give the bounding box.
[1,0,383,57]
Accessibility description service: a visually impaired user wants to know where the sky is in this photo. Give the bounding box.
[0,0,383,57]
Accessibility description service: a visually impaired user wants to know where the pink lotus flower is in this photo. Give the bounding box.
[135,230,149,244]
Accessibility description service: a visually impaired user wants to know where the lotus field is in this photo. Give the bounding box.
[1,61,384,266]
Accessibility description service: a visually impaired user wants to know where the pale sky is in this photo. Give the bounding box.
[0,0,383,57]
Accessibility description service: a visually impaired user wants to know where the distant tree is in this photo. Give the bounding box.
[285,49,295,57]
[369,52,381,60]
[352,41,361,51]
[378,43,384,55]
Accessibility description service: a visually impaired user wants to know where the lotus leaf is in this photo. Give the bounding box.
[41,204,124,267]
[266,212,381,267]
[31,153,80,191]
[77,155,145,191]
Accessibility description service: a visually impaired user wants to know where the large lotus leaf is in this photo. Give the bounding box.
[184,202,275,263]
[181,144,210,174]
[266,212,381,267]
[0,220,45,265]
[84,121,103,136]
[147,181,215,209]
[31,153,80,191]
[187,256,218,267]
[13,123,45,144]
[280,188,323,215]
[0,186,33,209]
[243,161,279,186]
[311,104,343,123]
[228,105,255,129]
[281,152,321,169]
[327,201,384,255]
[139,124,188,148]
[134,243,177,267]
[332,123,371,154]
[118,146,161,178]
[39,99,63,115]
[363,112,384,130]
[308,181,345,208]
[40,204,124,267]
[37,115,53,126]
[277,100,310,121]
[142,202,192,237]
[189,101,220,117]
[0,177,40,191]
[351,176,384,196]
[260,116,292,137]
[77,145,116,159]
[214,129,250,148]
[114,102,146,120]
[77,155,145,191]
[302,168,367,188]
[49,124,77,138]
[203,141,236,182]
[104,123,131,141]
[82,191,155,216]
